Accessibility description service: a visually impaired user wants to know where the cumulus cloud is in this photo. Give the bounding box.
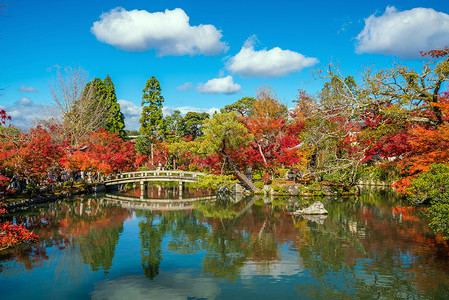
[176,82,193,91]
[197,76,241,94]
[118,99,142,131]
[355,6,449,58]
[0,98,48,129]
[118,99,141,116]
[18,85,38,92]
[226,36,318,78]
[117,99,219,130]
[91,7,228,56]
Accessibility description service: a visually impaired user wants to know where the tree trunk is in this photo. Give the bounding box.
[220,150,260,192]
[256,140,268,166]
[227,196,260,230]
[150,143,154,165]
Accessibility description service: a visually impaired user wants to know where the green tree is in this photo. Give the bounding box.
[139,76,164,141]
[296,73,365,185]
[162,110,183,142]
[103,75,126,138]
[221,96,256,117]
[80,78,109,128]
[135,135,152,156]
[362,49,449,126]
[180,112,209,139]
[320,74,357,106]
[201,112,259,192]
[85,77,106,100]
[409,163,449,238]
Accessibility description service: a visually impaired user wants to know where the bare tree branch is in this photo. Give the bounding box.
[47,66,110,145]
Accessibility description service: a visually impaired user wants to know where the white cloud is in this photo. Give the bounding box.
[91,7,228,56]
[176,82,193,91]
[0,98,48,129]
[117,100,219,130]
[118,99,142,131]
[18,85,38,92]
[118,99,141,116]
[197,75,241,94]
[165,106,220,116]
[3,98,221,131]
[16,97,33,106]
[356,6,449,58]
[226,36,318,78]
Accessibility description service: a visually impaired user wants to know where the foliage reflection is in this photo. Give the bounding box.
[1,190,449,299]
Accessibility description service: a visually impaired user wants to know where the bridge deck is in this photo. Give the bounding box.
[104,170,207,185]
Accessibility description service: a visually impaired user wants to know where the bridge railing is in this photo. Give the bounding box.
[107,170,208,181]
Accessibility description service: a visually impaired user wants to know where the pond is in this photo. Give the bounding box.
[1,187,449,299]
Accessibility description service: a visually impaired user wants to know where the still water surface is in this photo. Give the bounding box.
[1,188,449,299]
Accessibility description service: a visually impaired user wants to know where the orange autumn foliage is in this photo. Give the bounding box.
[252,86,287,119]
[60,150,112,174]
[401,93,449,175]
[406,123,449,174]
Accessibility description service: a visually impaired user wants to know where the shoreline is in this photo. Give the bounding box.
[0,183,106,212]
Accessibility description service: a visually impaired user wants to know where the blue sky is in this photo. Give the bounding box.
[1,0,448,130]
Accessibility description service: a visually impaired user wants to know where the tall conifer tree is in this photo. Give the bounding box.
[103,75,125,138]
[139,76,164,141]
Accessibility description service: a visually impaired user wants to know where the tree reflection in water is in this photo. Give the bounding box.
[293,189,449,299]
[1,189,449,299]
[0,197,132,277]
[138,211,163,280]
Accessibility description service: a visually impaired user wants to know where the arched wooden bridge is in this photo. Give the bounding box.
[104,170,208,198]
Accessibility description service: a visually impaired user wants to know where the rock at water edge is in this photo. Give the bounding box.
[285,185,301,195]
[295,201,328,215]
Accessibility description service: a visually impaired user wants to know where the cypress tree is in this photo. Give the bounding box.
[103,75,126,138]
[139,76,164,141]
